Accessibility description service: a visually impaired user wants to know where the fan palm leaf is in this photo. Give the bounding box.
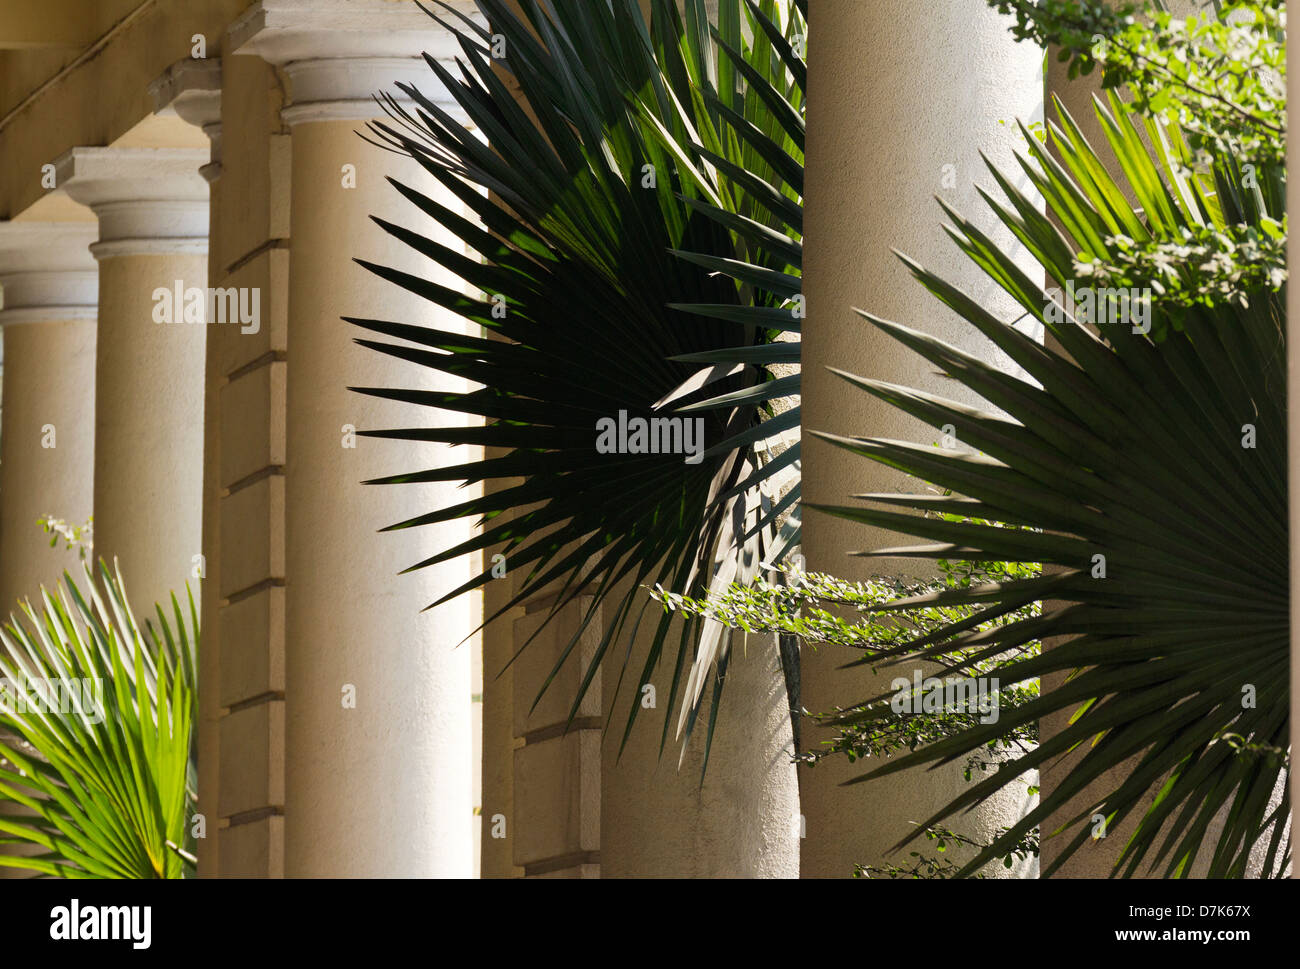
[0,561,198,878]
[353,0,804,754]
[809,91,1288,878]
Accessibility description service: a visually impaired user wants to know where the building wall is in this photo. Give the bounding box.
[5,0,1265,881]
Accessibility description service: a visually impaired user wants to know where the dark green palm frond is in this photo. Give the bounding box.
[352,0,805,754]
[810,91,1288,878]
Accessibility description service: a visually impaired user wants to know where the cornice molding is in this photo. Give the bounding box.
[230,0,483,126]
[150,58,224,182]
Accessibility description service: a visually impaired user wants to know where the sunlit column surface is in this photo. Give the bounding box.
[800,0,1042,877]
[0,223,97,625]
[54,146,209,620]
[150,55,229,877]
[233,0,481,877]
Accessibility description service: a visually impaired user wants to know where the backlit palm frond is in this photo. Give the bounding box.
[0,561,197,878]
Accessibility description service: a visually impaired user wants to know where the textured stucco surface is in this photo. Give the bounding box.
[93,251,206,616]
[280,119,476,876]
[800,0,1043,877]
[0,319,96,608]
[601,621,800,878]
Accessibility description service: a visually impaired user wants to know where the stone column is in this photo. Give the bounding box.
[0,221,99,882]
[486,0,797,879]
[800,0,1041,876]
[1038,20,1129,881]
[53,147,209,618]
[232,0,479,877]
[0,223,98,612]
[600,617,800,877]
[150,56,228,877]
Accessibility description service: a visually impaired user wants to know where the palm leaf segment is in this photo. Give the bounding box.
[353,0,804,752]
[0,562,198,878]
[811,92,1288,878]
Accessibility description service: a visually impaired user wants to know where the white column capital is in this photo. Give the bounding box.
[52,147,211,260]
[0,221,98,326]
[230,0,483,126]
[150,59,224,183]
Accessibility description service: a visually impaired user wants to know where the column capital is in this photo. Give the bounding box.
[230,0,484,126]
[150,59,224,183]
[0,221,98,326]
[52,147,210,260]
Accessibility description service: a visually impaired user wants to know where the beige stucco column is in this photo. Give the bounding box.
[53,147,209,617]
[233,0,479,877]
[600,617,800,877]
[481,0,795,878]
[0,222,98,612]
[800,0,1041,876]
[1037,25,1123,881]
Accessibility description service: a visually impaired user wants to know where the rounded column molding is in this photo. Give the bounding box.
[276,57,458,126]
[45,148,210,634]
[0,222,98,326]
[52,147,210,260]
[229,0,483,125]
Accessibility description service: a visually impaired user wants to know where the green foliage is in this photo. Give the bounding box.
[655,555,1042,762]
[0,562,197,878]
[994,0,1286,322]
[354,0,804,755]
[854,825,1040,879]
[804,36,1288,875]
[660,0,1289,878]
[1074,221,1285,311]
[654,550,1040,874]
[992,0,1284,166]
